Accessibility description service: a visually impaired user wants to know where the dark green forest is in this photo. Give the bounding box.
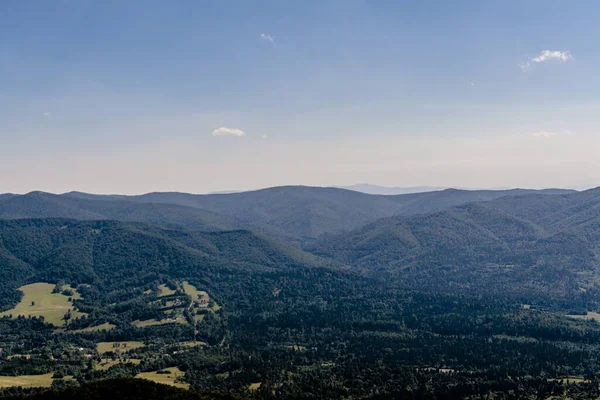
[1,186,600,399]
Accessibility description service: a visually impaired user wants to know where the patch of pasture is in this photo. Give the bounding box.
[287,345,307,351]
[96,358,141,371]
[132,316,187,328]
[158,284,177,297]
[183,281,221,313]
[0,373,54,388]
[69,322,116,333]
[136,367,189,389]
[173,341,207,348]
[97,341,145,354]
[566,311,600,322]
[548,376,589,384]
[0,283,87,326]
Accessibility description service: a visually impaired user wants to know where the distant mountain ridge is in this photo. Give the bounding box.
[336,184,447,195]
[0,186,575,242]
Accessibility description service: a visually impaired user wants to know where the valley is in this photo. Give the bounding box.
[1,186,600,398]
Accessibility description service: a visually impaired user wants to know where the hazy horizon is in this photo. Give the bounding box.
[0,182,594,197]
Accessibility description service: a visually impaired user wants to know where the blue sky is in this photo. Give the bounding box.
[1,0,599,193]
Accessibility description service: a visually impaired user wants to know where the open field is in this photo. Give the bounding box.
[182,281,208,302]
[548,376,589,384]
[249,382,262,391]
[6,354,31,360]
[172,341,207,348]
[158,284,176,297]
[97,341,145,354]
[0,283,86,326]
[136,367,189,389]
[0,373,54,388]
[97,358,141,371]
[567,311,600,322]
[132,316,187,327]
[183,281,221,312]
[69,322,116,333]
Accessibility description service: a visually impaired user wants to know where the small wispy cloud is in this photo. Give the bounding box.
[212,127,246,137]
[533,131,557,138]
[470,81,476,87]
[532,130,573,138]
[260,134,268,140]
[520,50,572,70]
[260,33,275,44]
[43,112,51,117]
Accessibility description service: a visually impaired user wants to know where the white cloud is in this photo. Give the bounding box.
[212,127,246,137]
[533,131,557,138]
[260,33,275,44]
[532,50,572,63]
[520,50,572,70]
[532,130,574,138]
[260,134,268,140]
[43,112,51,117]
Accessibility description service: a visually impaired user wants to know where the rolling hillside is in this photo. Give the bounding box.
[0,192,239,232]
[310,187,600,301]
[52,186,575,240]
[0,218,325,311]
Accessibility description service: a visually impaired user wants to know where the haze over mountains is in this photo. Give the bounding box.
[0,186,575,243]
[337,184,448,195]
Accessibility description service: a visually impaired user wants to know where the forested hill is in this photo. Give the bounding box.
[0,218,325,311]
[0,192,238,232]
[1,186,574,242]
[310,187,600,303]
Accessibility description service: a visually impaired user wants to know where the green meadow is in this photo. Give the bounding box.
[136,368,189,389]
[0,283,86,326]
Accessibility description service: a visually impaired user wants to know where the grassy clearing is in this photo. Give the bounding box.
[96,358,141,371]
[97,341,145,354]
[132,316,187,328]
[567,311,600,322]
[6,354,31,360]
[0,283,86,326]
[249,382,262,391]
[136,367,189,389]
[69,322,116,333]
[158,284,176,297]
[173,341,207,348]
[183,281,221,313]
[182,281,208,302]
[548,376,589,384]
[0,373,54,388]
[193,314,205,323]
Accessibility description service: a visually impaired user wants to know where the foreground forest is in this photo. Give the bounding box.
[1,186,600,399]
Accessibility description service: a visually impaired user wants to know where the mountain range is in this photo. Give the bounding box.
[0,186,574,243]
[3,184,598,303]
